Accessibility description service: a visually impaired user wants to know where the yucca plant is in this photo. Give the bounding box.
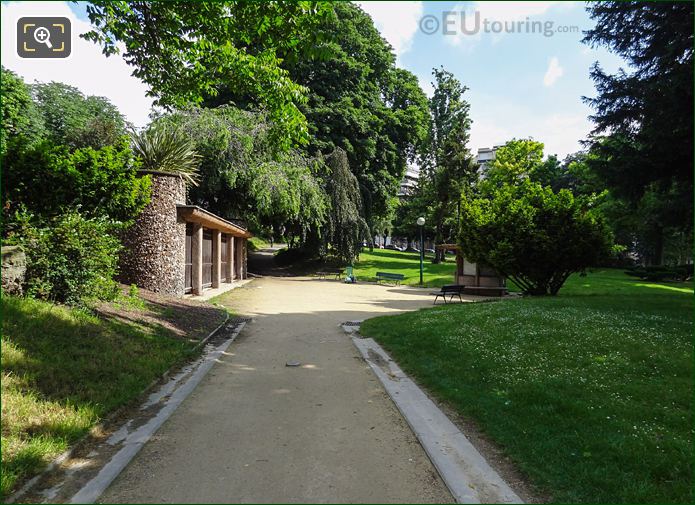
[130,126,201,186]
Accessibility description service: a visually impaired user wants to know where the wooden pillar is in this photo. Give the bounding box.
[191,223,203,295]
[230,236,236,280]
[235,237,243,280]
[225,235,233,283]
[212,230,221,288]
[242,238,247,279]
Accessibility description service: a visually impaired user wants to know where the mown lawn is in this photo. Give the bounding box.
[354,248,457,287]
[360,269,693,503]
[0,295,221,499]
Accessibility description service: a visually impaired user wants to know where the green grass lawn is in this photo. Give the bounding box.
[354,248,458,287]
[0,295,222,499]
[360,269,693,503]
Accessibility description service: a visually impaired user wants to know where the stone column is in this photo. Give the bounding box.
[225,236,233,282]
[212,230,221,288]
[191,223,203,295]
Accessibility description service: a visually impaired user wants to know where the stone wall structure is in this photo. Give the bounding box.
[119,173,186,295]
[120,172,252,296]
[1,246,26,296]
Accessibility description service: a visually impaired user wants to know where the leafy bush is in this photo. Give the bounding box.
[1,67,45,159]
[625,264,693,282]
[460,180,615,295]
[2,137,150,223]
[6,211,123,305]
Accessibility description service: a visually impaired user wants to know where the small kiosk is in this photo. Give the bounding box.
[436,244,508,296]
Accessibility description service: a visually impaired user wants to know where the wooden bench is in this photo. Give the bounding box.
[376,272,405,285]
[316,268,345,280]
[431,284,466,304]
[463,286,508,297]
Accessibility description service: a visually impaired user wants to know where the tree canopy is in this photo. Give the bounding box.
[32,81,126,150]
[83,1,333,148]
[460,180,614,295]
[582,1,693,264]
[280,2,430,231]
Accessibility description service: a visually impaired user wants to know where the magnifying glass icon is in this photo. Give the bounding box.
[34,26,52,49]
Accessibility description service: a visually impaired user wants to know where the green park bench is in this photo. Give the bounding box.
[375,272,405,285]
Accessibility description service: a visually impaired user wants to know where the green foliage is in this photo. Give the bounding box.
[485,138,544,185]
[460,180,614,295]
[324,148,370,264]
[625,264,693,282]
[158,106,327,237]
[1,67,44,159]
[130,126,201,186]
[2,137,151,223]
[582,2,693,264]
[280,2,430,227]
[83,1,333,148]
[6,211,123,305]
[31,81,126,150]
[399,67,475,261]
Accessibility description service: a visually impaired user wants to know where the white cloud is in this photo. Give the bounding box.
[356,1,423,59]
[1,1,153,127]
[543,56,564,86]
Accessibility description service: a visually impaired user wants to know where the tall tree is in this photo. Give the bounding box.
[32,82,126,150]
[1,67,44,159]
[280,3,430,236]
[83,1,332,148]
[423,68,476,263]
[582,1,693,264]
[324,148,369,264]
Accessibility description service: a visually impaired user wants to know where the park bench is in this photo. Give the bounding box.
[316,268,345,280]
[375,272,405,285]
[463,286,508,297]
[431,284,466,304]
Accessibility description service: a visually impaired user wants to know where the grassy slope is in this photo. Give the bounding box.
[360,269,693,503]
[0,295,221,499]
[354,249,458,287]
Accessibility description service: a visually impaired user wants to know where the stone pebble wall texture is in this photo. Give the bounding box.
[1,246,26,295]
[119,173,186,295]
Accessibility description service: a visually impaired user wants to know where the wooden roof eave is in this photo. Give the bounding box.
[177,206,252,238]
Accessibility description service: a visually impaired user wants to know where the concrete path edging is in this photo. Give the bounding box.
[351,336,523,504]
[68,321,247,504]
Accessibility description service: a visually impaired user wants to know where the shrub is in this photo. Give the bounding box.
[6,211,122,305]
[460,180,615,295]
[625,265,694,282]
[2,137,150,224]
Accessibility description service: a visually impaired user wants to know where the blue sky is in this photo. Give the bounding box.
[2,1,626,158]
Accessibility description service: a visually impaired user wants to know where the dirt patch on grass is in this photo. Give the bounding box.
[94,285,227,341]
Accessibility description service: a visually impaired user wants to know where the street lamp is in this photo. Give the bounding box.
[416,217,425,285]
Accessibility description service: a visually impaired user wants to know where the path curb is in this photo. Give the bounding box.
[6,310,230,505]
[352,336,523,504]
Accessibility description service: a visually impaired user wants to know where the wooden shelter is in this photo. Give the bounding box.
[436,244,506,294]
[178,206,252,295]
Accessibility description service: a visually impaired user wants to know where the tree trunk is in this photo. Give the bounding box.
[432,203,447,263]
[652,226,664,266]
